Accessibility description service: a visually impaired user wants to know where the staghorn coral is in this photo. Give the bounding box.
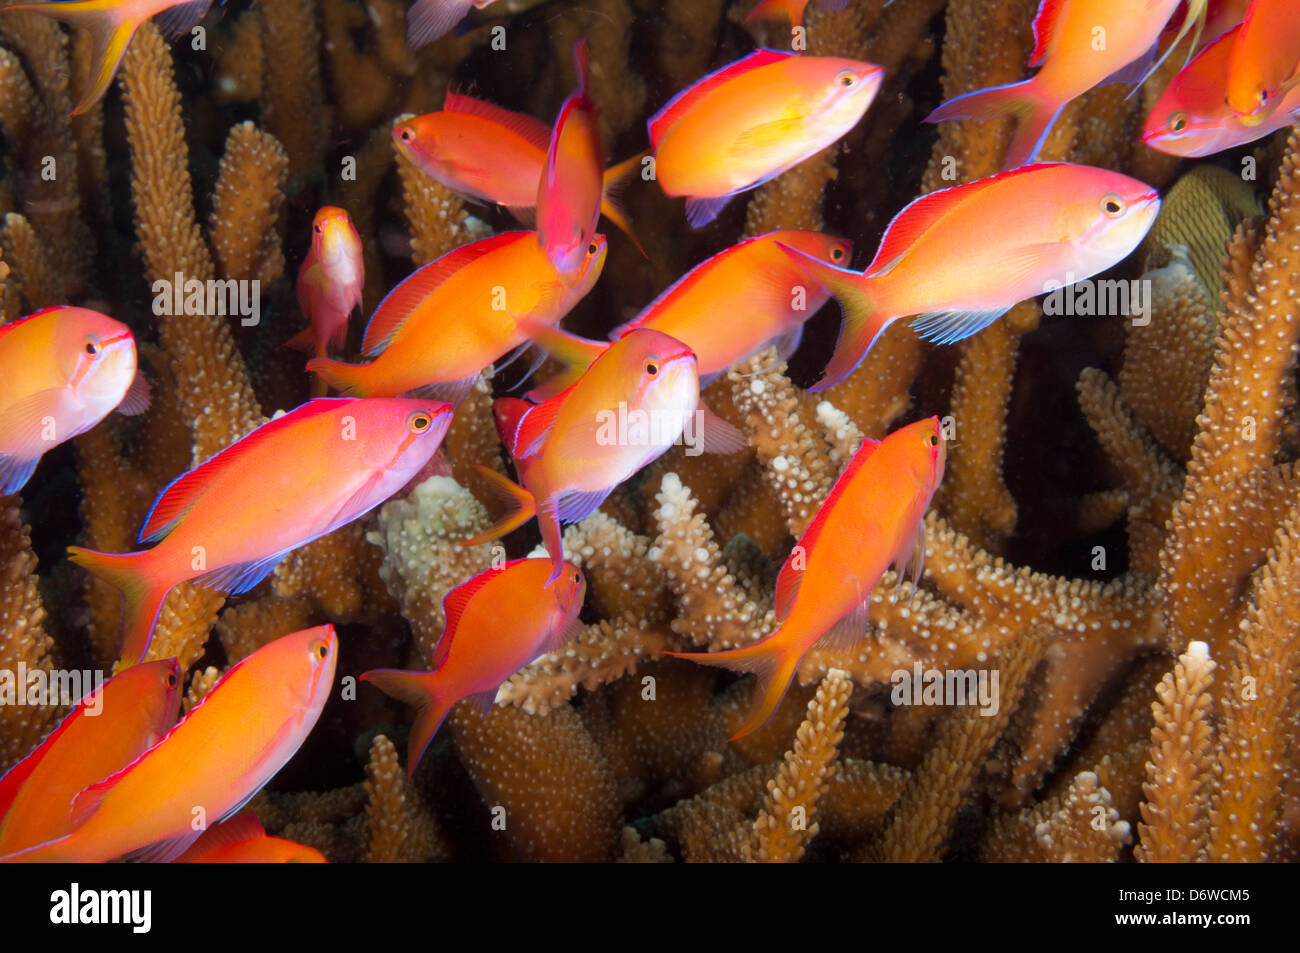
[0,0,1296,868]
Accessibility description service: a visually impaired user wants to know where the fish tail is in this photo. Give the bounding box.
[777,246,885,393]
[458,465,537,546]
[66,546,165,667]
[305,357,372,397]
[539,503,565,586]
[520,325,604,401]
[744,0,803,27]
[600,151,649,257]
[282,327,317,354]
[6,0,141,116]
[359,669,447,777]
[924,78,1060,170]
[666,639,800,741]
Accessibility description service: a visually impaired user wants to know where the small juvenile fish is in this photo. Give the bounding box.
[175,814,326,863]
[465,328,746,583]
[1225,0,1300,122]
[407,0,498,47]
[286,207,364,361]
[0,306,149,494]
[781,163,1160,391]
[744,0,849,29]
[68,398,453,665]
[925,0,1200,169]
[0,0,214,115]
[669,417,946,739]
[0,660,180,857]
[526,230,853,399]
[537,40,605,278]
[307,232,606,402]
[362,558,586,774]
[0,626,337,863]
[394,96,643,247]
[649,49,883,227]
[1143,24,1300,156]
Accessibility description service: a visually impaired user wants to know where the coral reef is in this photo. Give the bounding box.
[0,0,1296,864]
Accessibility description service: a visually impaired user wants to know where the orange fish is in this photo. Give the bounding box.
[0,660,180,857]
[308,232,605,402]
[537,40,605,277]
[406,0,499,47]
[68,398,453,665]
[925,0,1199,169]
[1143,23,1300,156]
[466,328,746,583]
[669,417,946,739]
[174,814,326,863]
[526,230,853,399]
[781,163,1160,391]
[362,558,586,775]
[649,49,883,226]
[0,626,337,863]
[0,306,149,494]
[0,0,215,115]
[744,0,848,29]
[286,207,364,361]
[394,97,643,247]
[1226,0,1300,121]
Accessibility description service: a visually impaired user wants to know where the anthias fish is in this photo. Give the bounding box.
[175,814,326,863]
[465,328,746,583]
[394,97,642,247]
[288,206,364,361]
[925,0,1200,169]
[0,0,214,115]
[669,417,946,739]
[1,626,337,863]
[406,0,498,47]
[744,0,849,29]
[1225,0,1300,122]
[0,660,180,857]
[536,40,605,278]
[0,306,149,494]
[649,49,883,227]
[308,232,606,402]
[68,398,453,665]
[362,558,586,775]
[526,230,853,399]
[1143,24,1300,157]
[781,163,1160,391]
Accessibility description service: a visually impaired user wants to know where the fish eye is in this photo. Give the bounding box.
[1259,86,1270,106]
[928,433,940,447]
[314,641,329,660]
[314,223,323,233]
[83,337,100,356]
[1169,111,1187,133]
[408,411,433,433]
[167,673,177,687]
[1101,192,1124,217]
[573,570,581,584]
[644,359,659,376]
[588,242,598,255]
[837,70,856,88]
[831,245,846,261]
[399,128,412,141]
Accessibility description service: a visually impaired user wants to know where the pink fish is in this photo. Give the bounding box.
[0,306,149,494]
[286,206,364,361]
[536,40,605,278]
[406,0,498,47]
[362,558,586,774]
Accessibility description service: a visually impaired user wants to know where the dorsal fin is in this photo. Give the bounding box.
[137,400,348,543]
[433,561,522,669]
[1028,0,1068,68]
[0,685,90,820]
[865,164,1064,276]
[0,307,60,342]
[513,392,566,459]
[774,437,881,619]
[444,92,551,152]
[648,49,793,146]
[361,232,528,356]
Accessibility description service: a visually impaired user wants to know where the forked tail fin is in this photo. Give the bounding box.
[305,357,372,397]
[458,465,537,546]
[359,669,447,777]
[666,639,800,740]
[600,151,649,256]
[66,546,166,667]
[924,78,1062,170]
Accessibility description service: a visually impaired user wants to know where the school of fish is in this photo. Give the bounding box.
[1,0,1286,862]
